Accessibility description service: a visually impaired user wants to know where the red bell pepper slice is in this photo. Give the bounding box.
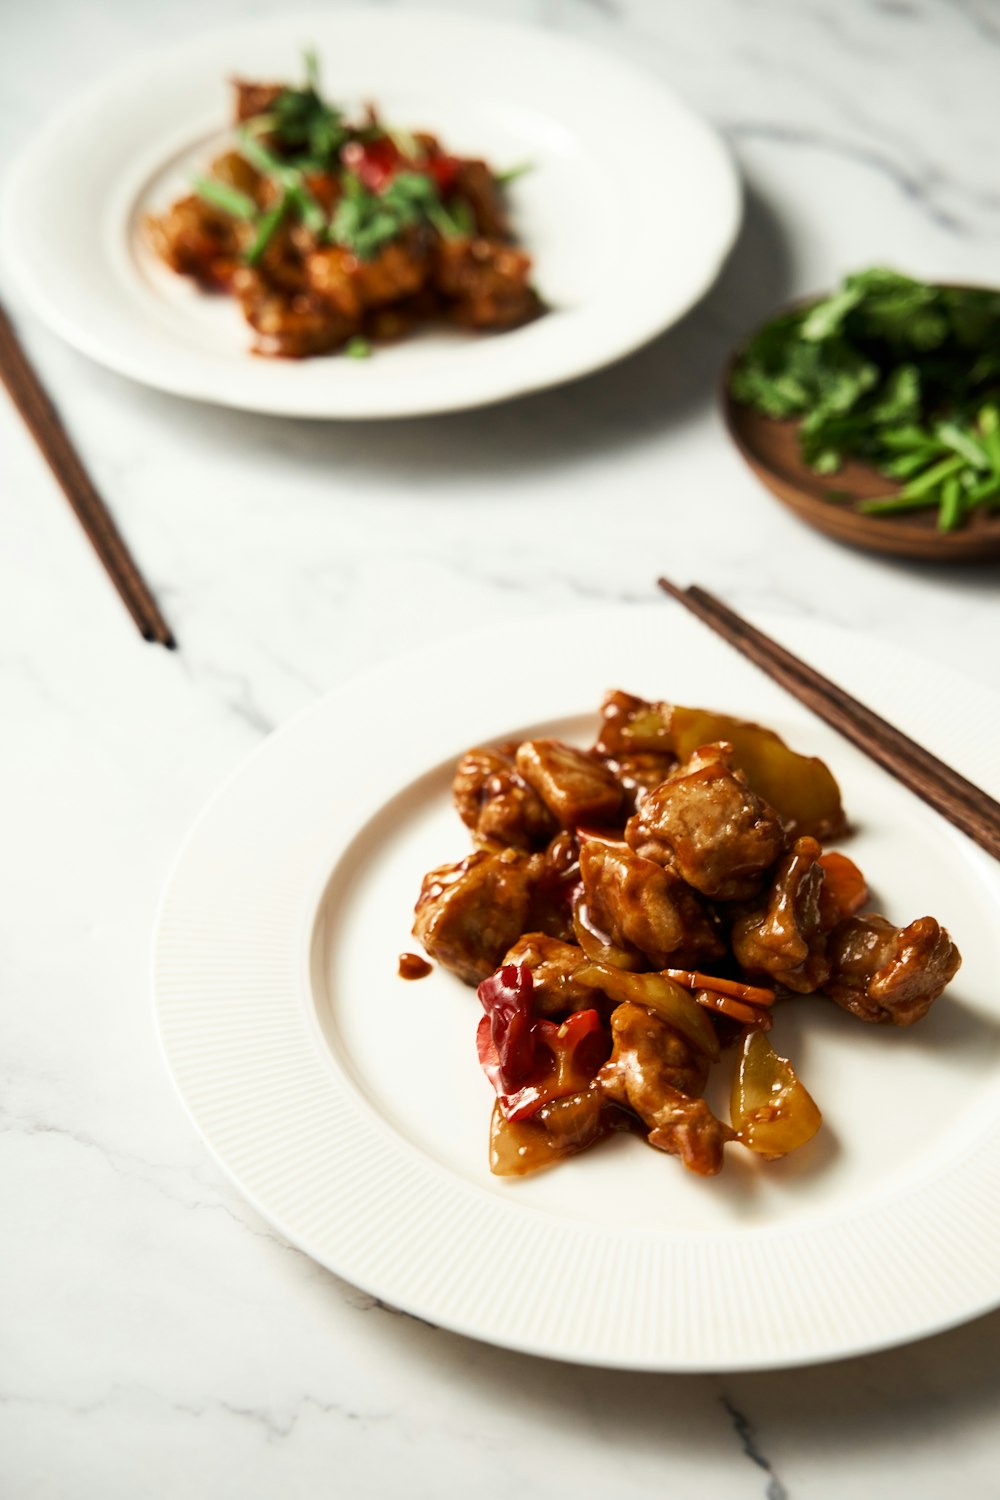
[476,964,608,1122]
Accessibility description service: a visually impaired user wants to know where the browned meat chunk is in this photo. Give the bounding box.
[594,689,674,757]
[604,752,677,812]
[596,1003,731,1175]
[526,831,581,942]
[232,79,285,123]
[731,836,830,993]
[450,160,509,239]
[501,934,601,1016]
[413,848,540,985]
[452,744,556,852]
[145,195,249,290]
[515,740,623,830]
[435,236,541,329]
[306,234,430,319]
[209,150,267,206]
[824,915,961,1025]
[626,742,785,901]
[231,267,360,357]
[580,840,724,969]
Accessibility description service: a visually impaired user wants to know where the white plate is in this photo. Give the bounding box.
[153,605,1000,1370]
[2,10,740,419]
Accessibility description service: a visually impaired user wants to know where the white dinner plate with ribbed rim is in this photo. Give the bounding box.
[153,605,1000,1370]
[2,10,740,419]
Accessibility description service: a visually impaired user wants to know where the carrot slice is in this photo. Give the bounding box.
[663,969,775,1007]
[693,989,773,1027]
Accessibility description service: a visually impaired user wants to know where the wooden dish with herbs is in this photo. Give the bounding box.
[724,269,1000,563]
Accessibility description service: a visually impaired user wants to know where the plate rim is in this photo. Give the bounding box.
[151,604,1000,1370]
[1,7,742,419]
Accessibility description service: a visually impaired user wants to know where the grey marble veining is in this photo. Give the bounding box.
[2,1,1000,1497]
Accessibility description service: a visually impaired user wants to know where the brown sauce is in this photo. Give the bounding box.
[398,951,432,981]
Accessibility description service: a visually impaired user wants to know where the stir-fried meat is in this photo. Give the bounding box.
[731,836,831,993]
[501,934,601,1017]
[451,160,509,239]
[452,744,556,852]
[149,68,543,358]
[515,740,623,830]
[306,233,431,318]
[527,831,581,942]
[825,914,961,1025]
[626,742,786,901]
[596,1003,731,1175]
[593,689,674,758]
[579,839,724,969]
[232,267,360,357]
[233,79,284,123]
[210,150,267,205]
[145,195,249,290]
[434,237,541,329]
[604,752,677,811]
[413,848,540,985]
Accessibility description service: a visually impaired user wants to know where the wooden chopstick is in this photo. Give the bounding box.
[658,576,1000,862]
[0,300,176,649]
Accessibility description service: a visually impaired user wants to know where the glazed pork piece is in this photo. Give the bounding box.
[501,933,604,1017]
[452,743,556,852]
[731,836,831,993]
[412,687,964,1182]
[594,689,675,758]
[825,914,961,1025]
[413,848,541,985]
[597,1003,733,1175]
[626,742,786,901]
[579,839,724,969]
[515,739,624,830]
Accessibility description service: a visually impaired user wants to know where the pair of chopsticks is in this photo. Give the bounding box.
[658,576,1000,863]
[0,300,175,649]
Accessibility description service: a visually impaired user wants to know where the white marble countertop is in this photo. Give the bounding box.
[3,1,999,1495]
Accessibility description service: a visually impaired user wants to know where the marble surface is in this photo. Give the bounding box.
[3,0,999,1495]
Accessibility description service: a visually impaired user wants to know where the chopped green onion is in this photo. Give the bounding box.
[495,162,534,186]
[859,492,944,516]
[344,336,371,359]
[938,474,965,531]
[936,421,991,471]
[895,452,966,500]
[966,472,1000,506]
[193,176,257,220]
[979,404,1000,471]
[245,200,287,265]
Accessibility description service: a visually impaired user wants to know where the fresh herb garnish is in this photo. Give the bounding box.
[344,335,372,359]
[251,48,349,166]
[192,176,257,220]
[495,162,534,186]
[730,267,1000,531]
[329,169,462,260]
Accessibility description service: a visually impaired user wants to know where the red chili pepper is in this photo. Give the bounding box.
[476,965,608,1122]
[425,153,461,195]
[341,136,405,192]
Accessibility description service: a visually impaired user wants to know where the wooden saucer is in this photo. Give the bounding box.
[722,357,1000,565]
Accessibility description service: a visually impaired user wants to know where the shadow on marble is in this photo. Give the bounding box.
[105,183,795,481]
[340,1271,1000,1484]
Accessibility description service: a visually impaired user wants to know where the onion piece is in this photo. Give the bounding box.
[576,961,720,1061]
[731,1030,821,1159]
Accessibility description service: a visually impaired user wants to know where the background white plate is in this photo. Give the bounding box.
[153,605,1000,1370]
[2,9,740,418]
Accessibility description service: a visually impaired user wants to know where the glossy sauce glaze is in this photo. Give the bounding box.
[398,951,433,981]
